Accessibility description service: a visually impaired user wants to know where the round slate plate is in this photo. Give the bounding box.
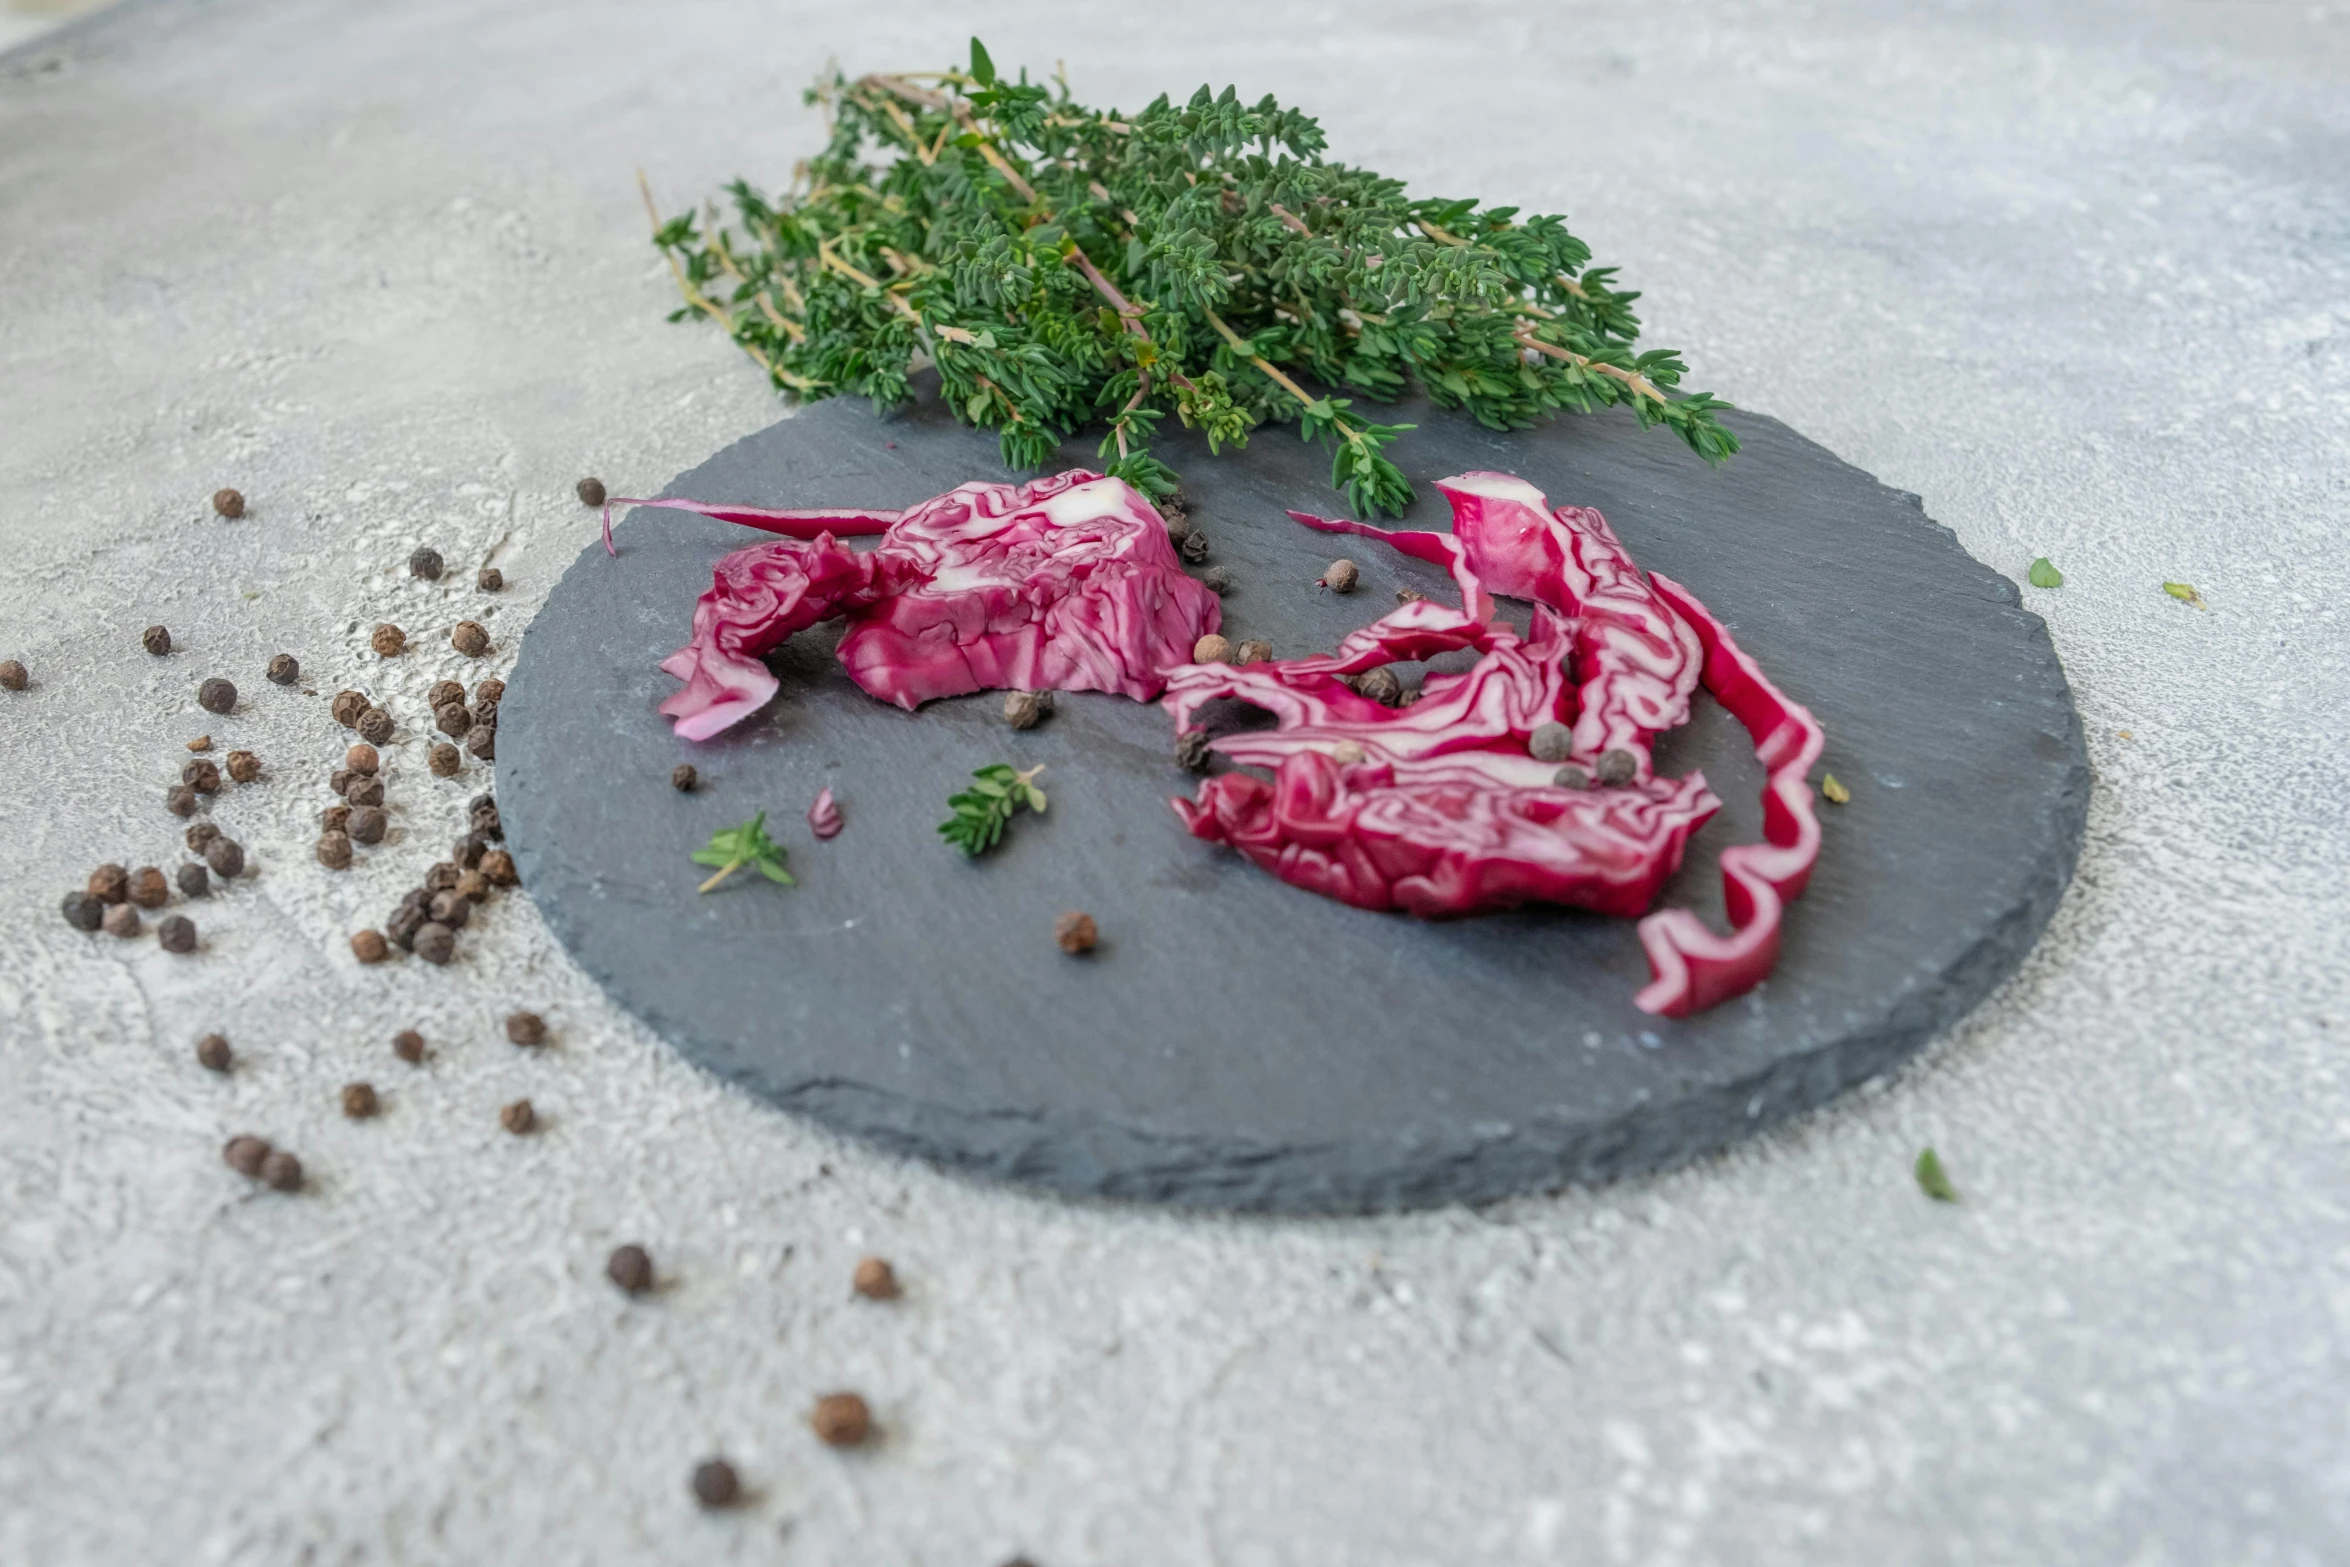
[502,381,2087,1213]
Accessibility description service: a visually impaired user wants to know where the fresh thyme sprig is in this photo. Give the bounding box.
[938,763,1047,856]
[692,811,796,892]
[647,38,1735,518]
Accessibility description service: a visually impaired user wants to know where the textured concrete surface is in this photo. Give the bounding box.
[0,1,2344,1562]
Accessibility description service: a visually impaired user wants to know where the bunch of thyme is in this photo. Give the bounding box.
[648,40,1734,517]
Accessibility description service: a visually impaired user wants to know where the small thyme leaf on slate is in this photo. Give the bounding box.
[1820,773,1851,805]
[939,763,1047,856]
[692,811,794,892]
[1914,1147,1960,1203]
[2027,557,2062,589]
[2162,580,2206,610]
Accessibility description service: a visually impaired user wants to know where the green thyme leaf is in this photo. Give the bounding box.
[2027,557,2063,589]
[693,811,794,893]
[939,763,1047,856]
[2162,581,2206,610]
[1820,773,1851,805]
[1914,1147,1960,1203]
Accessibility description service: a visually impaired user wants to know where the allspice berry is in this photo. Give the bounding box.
[393,1028,425,1063]
[370,624,406,657]
[89,863,130,904]
[1003,689,1053,729]
[316,832,353,870]
[103,903,142,938]
[810,1392,871,1448]
[477,566,504,592]
[183,758,221,793]
[671,763,696,792]
[142,624,172,656]
[225,749,260,784]
[204,836,244,878]
[259,1150,303,1192]
[607,1243,654,1295]
[1528,722,1574,764]
[348,806,387,845]
[197,677,236,715]
[129,866,169,908]
[176,863,210,898]
[212,487,245,519]
[196,1033,233,1073]
[158,914,197,953]
[1233,639,1273,665]
[464,724,495,762]
[450,620,490,657]
[576,476,607,507]
[1321,558,1360,593]
[223,1134,270,1177]
[409,547,443,581]
[350,929,389,964]
[341,1082,379,1119]
[505,1011,546,1047]
[852,1257,900,1300]
[1053,911,1098,955]
[499,1098,536,1134]
[413,922,455,965]
[1192,633,1233,664]
[428,743,461,777]
[0,659,27,691]
[266,652,300,685]
[690,1459,739,1510]
[479,849,516,886]
[345,742,380,774]
[356,707,394,745]
[331,690,368,728]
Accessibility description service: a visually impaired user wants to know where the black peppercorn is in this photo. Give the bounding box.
[428,743,461,777]
[1353,667,1404,707]
[1233,639,1273,665]
[452,832,486,868]
[474,679,504,706]
[370,624,406,658]
[345,775,384,809]
[1321,558,1360,593]
[1528,722,1574,764]
[409,547,443,581]
[464,724,495,762]
[469,800,502,840]
[1179,531,1210,564]
[607,1243,654,1295]
[690,1458,738,1509]
[1054,911,1098,954]
[477,566,504,593]
[576,476,606,507]
[1201,566,1232,595]
[424,679,461,710]
[393,1028,424,1063]
[435,703,473,739]
[223,1134,270,1177]
[204,836,245,878]
[428,891,470,930]
[1396,587,1427,604]
[183,758,221,793]
[356,707,393,745]
[158,914,197,953]
[212,487,245,519]
[1595,748,1637,788]
[259,1149,303,1192]
[1176,728,1212,772]
[671,763,697,792]
[60,891,102,931]
[197,1033,232,1072]
[499,1098,535,1134]
[89,863,129,904]
[0,659,26,691]
[177,862,210,898]
[129,866,169,908]
[451,620,489,657]
[316,832,353,870]
[853,1256,901,1300]
[319,804,351,836]
[505,1011,547,1046]
[348,806,387,845]
[266,652,299,685]
[102,903,141,937]
[186,822,219,853]
[197,677,236,715]
[225,750,260,784]
[342,1082,379,1118]
[166,785,199,818]
[479,849,516,887]
[413,922,456,965]
[473,697,499,730]
[331,690,368,728]
[456,869,492,902]
[142,624,172,656]
[425,860,462,893]
[351,928,390,964]
[385,906,427,951]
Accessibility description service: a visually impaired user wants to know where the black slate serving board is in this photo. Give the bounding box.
[500,381,2087,1213]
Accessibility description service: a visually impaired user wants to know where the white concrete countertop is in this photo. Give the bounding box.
[3,2,2346,1562]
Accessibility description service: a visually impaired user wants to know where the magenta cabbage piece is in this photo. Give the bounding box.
[632,471,1221,740]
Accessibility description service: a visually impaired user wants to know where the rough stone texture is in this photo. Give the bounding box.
[1,1,2346,1563]
[508,383,2087,1212]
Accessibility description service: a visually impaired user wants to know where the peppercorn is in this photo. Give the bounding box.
[348,806,387,845]
[0,659,27,691]
[60,891,102,931]
[317,832,353,870]
[1552,764,1592,791]
[158,914,197,954]
[470,799,502,840]
[342,1082,379,1119]
[346,775,386,810]
[451,620,490,657]
[331,690,368,727]
[312,809,347,842]
[1234,639,1273,665]
[413,922,456,965]
[1179,531,1211,564]
[129,866,169,908]
[1331,740,1366,765]
[434,703,472,739]
[142,624,172,656]
[607,1243,654,1295]
[810,1393,871,1447]
[428,743,461,777]
[852,1257,900,1300]
[576,476,606,507]
[505,1011,547,1047]
[1159,507,1193,543]
[186,822,220,853]
[103,903,141,937]
[89,864,129,904]
[474,678,505,706]
[259,1149,302,1191]
[356,706,393,745]
[428,891,470,930]
[1054,911,1098,955]
[351,928,390,963]
[1202,566,1232,595]
[499,1098,535,1134]
[456,868,492,902]
[212,487,244,519]
[385,906,426,951]
[671,763,696,792]
[225,750,260,784]
[188,735,213,752]
[476,566,504,593]
[1176,728,1212,773]
[266,652,299,685]
[370,624,406,658]
[1192,633,1233,664]
[409,547,443,581]
[166,785,198,818]
[177,862,210,898]
[425,860,462,892]
[342,742,378,775]
[204,836,245,878]
[1003,689,1053,729]
[1528,722,1574,764]
[197,1033,232,1072]
[690,1458,738,1510]
[1321,558,1360,593]
[1396,587,1427,604]
[223,1134,270,1177]
[1354,667,1404,707]
[464,724,495,762]
[393,1028,424,1063]
[1595,748,1637,788]
[479,848,516,886]
[197,677,236,715]
[183,758,221,793]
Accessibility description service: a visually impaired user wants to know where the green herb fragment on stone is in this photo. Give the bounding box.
[939,763,1047,856]
[1914,1147,1960,1203]
[2027,557,2062,589]
[1820,773,1851,805]
[692,811,795,893]
[2162,581,2206,610]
